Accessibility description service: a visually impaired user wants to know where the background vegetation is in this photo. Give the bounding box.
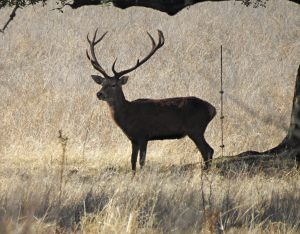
[0,0,299,232]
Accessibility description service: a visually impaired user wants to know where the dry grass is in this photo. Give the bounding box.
[0,0,299,158]
[0,0,300,233]
[0,156,300,233]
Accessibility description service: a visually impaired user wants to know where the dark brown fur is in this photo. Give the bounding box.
[115,97,215,141]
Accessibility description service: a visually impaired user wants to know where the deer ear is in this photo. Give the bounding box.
[118,76,129,85]
[91,75,105,85]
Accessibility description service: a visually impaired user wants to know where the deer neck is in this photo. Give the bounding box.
[107,89,128,121]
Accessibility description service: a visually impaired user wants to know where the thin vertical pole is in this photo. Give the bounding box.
[220,45,225,157]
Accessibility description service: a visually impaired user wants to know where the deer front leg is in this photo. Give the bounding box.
[139,141,148,169]
[131,141,139,175]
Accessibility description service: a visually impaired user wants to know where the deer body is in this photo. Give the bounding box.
[87,29,216,172]
[110,96,215,141]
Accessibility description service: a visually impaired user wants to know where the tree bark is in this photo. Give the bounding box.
[113,0,299,15]
[56,0,300,15]
[112,0,221,15]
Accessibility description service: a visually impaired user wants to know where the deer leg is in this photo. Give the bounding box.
[139,141,148,169]
[131,142,139,173]
[188,134,214,169]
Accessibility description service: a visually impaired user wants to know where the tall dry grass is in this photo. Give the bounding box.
[0,0,299,160]
[0,0,300,233]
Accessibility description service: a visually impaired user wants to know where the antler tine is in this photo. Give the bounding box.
[87,29,110,78]
[112,57,118,75]
[86,49,91,60]
[112,30,165,78]
[92,28,98,43]
[158,30,165,45]
[94,30,108,45]
[147,32,156,47]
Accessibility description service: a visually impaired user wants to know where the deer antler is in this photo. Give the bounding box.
[111,30,165,78]
[86,29,111,78]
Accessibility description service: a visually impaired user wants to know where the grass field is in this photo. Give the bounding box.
[0,0,299,233]
[1,156,300,233]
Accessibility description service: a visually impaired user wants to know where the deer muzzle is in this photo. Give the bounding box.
[97,91,106,100]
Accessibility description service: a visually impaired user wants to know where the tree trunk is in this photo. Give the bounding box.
[255,65,299,155]
[213,65,300,170]
[285,65,300,149]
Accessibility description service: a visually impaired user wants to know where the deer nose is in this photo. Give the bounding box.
[97,92,105,100]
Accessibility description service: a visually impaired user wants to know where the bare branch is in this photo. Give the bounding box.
[0,4,19,33]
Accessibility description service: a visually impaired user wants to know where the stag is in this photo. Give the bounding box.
[86,29,216,173]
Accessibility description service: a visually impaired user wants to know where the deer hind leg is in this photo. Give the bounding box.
[139,141,148,169]
[131,141,139,173]
[188,134,214,169]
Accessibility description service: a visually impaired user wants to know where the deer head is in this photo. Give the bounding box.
[86,29,164,103]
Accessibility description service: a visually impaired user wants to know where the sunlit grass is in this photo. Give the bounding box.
[0,0,299,232]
